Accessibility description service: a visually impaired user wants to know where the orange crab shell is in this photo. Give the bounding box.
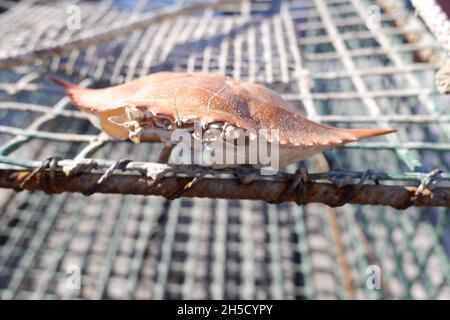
[50,72,396,150]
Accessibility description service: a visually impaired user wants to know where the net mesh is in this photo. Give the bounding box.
[0,0,449,299]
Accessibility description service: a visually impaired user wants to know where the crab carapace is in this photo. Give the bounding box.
[51,72,396,168]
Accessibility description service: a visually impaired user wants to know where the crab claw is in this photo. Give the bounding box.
[50,77,144,141]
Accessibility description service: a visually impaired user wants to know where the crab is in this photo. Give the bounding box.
[51,72,396,170]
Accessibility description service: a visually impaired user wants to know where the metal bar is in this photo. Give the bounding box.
[299,26,426,45]
[305,43,440,61]
[310,114,450,124]
[283,88,435,100]
[295,12,409,31]
[1,168,449,208]
[0,125,99,142]
[310,61,435,79]
[0,102,88,119]
[2,156,450,182]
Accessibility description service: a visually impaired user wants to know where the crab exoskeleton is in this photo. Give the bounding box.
[51,72,396,170]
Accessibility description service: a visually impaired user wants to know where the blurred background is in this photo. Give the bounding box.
[0,0,450,299]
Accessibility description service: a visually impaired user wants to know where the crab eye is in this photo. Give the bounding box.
[154,117,172,129]
[126,106,144,120]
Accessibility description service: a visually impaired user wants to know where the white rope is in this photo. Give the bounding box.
[411,0,450,93]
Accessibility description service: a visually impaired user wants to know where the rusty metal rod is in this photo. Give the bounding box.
[1,169,449,208]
